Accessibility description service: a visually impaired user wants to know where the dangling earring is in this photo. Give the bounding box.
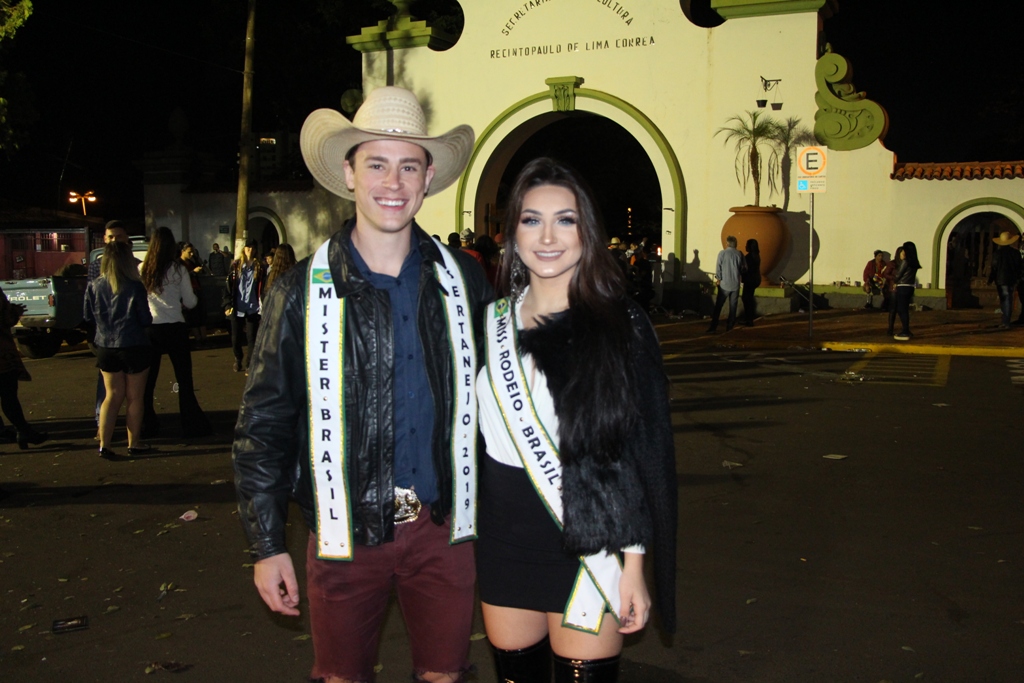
[510,245,527,304]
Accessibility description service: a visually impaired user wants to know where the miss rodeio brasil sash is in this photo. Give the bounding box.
[485,298,622,633]
[306,237,478,561]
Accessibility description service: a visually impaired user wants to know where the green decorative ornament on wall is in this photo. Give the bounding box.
[813,47,889,151]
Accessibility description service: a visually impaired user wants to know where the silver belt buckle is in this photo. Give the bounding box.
[394,486,422,525]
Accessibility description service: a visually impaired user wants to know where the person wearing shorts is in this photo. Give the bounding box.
[84,240,153,460]
[93,346,151,375]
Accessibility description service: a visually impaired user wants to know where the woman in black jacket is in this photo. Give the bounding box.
[476,158,676,683]
[888,241,921,340]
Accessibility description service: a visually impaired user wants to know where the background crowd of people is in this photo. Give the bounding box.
[61,222,300,456]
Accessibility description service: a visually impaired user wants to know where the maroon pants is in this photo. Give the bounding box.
[305,507,476,682]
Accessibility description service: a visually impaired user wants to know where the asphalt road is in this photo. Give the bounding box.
[1,330,1021,682]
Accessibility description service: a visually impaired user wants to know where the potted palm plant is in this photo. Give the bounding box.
[773,116,817,211]
[715,110,789,285]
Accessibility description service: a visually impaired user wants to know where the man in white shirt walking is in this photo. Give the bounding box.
[707,235,746,333]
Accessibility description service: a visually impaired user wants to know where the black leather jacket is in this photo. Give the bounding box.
[892,260,919,286]
[233,221,492,560]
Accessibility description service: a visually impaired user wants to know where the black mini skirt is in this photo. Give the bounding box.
[477,455,582,614]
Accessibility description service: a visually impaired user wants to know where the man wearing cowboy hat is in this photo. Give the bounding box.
[233,87,491,683]
[988,230,1021,329]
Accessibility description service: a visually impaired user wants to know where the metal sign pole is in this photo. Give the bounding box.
[795,145,826,341]
[808,193,814,339]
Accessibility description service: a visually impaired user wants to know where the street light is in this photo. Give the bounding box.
[69,190,97,215]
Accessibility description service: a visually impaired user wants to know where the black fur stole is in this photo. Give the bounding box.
[517,302,652,555]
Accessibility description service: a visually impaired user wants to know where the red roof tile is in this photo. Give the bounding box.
[891,161,1024,181]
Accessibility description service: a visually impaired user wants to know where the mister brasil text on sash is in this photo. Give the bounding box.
[306,237,478,561]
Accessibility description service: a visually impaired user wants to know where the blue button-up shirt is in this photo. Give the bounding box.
[349,237,437,504]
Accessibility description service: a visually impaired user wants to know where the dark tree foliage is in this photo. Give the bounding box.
[0,0,35,157]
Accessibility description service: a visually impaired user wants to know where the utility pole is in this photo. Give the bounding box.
[233,0,256,257]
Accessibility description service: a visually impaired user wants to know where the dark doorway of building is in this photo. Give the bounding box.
[479,112,662,250]
[946,212,1020,309]
[246,217,280,262]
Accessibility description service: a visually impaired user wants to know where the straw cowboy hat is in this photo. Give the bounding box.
[992,231,1021,246]
[300,86,475,201]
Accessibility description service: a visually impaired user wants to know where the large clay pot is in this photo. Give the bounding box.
[721,206,789,286]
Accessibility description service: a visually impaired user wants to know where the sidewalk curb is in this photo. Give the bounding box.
[822,341,1024,357]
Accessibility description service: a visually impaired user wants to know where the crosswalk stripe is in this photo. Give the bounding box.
[844,353,950,386]
[1006,359,1024,387]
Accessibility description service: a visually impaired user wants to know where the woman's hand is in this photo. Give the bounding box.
[617,552,651,634]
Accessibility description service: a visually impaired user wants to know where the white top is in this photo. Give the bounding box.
[146,261,198,324]
[476,299,644,555]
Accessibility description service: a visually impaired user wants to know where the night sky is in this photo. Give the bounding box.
[0,0,1020,222]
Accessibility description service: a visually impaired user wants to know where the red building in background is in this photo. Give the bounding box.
[0,206,107,280]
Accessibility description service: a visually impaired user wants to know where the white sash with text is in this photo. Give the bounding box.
[306,238,478,560]
[485,298,622,633]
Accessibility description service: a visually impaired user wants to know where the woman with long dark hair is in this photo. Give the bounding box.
[140,227,211,439]
[888,241,921,340]
[263,242,296,297]
[477,157,676,682]
[83,241,152,458]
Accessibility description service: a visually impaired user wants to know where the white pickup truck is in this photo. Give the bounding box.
[4,241,226,358]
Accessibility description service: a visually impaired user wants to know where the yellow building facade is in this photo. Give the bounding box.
[347,0,1023,297]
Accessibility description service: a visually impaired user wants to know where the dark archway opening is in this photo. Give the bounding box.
[946,212,1019,308]
[244,217,280,261]
[483,113,662,249]
[680,0,725,28]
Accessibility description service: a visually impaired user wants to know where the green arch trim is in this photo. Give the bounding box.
[248,206,289,244]
[454,84,687,258]
[931,196,1024,285]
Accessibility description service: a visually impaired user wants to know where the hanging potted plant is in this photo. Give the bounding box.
[715,110,789,285]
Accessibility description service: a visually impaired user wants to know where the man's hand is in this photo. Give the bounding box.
[225,307,234,316]
[254,553,301,616]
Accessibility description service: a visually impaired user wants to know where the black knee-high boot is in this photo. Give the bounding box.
[552,653,619,682]
[491,636,552,683]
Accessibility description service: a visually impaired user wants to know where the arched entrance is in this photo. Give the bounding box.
[945,212,1021,308]
[456,78,686,261]
[475,113,661,249]
[933,198,1024,308]
[243,207,287,260]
